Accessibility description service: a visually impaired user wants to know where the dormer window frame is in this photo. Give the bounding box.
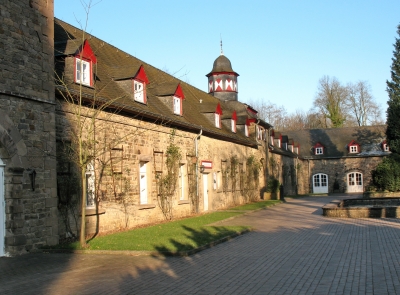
[231,110,237,133]
[382,141,390,152]
[313,142,325,155]
[131,65,150,104]
[349,145,358,153]
[172,83,185,116]
[231,119,236,133]
[245,124,249,137]
[173,96,181,115]
[215,113,221,128]
[133,79,146,104]
[75,57,92,86]
[215,103,222,129]
[74,40,97,87]
[257,126,263,141]
[348,140,360,154]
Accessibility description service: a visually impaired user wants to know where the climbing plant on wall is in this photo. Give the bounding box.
[245,155,262,201]
[187,157,199,213]
[156,130,182,220]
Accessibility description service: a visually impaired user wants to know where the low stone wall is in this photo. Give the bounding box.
[363,192,400,198]
[323,198,400,218]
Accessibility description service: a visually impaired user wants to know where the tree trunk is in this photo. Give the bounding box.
[80,167,87,247]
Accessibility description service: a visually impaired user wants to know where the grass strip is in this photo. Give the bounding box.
[56,212,249,252]
[229,200,282,211]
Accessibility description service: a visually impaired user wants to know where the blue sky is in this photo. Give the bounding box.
[55,1,400,117]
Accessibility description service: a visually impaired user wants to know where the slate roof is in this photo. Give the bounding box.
[54,19,271,147]
[206,54,238,76]
[284,125,390,159]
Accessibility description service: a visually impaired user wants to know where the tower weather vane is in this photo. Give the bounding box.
[220,35,223,55]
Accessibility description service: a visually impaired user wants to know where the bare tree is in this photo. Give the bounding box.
[313,76,348,128]
[248,99,288,130]
[346,81,383,126]
[55,1,146,247]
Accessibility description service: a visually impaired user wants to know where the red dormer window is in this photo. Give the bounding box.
[245,118,256,138]
[382,140,390,152]
[75,40,97,87]
[231,110,237,133]
[246,106,258,117]
[133,65,149,104]
[215,103,222,128]
[348,140,360,154]
[314,142,324,155]
[173,84,185,115]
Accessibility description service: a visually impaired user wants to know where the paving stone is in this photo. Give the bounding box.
[1,195,400,294]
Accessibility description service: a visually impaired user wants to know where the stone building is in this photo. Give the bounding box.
[53,19,277,240]
[0,1,389,256]
[284,126,390,194]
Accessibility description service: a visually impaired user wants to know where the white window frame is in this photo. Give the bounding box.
[349,145,358,153]
[231,119,236,133]
[315,147,323,155]
[383,143,389,152]
[245,124,249,137]
[139,162,148,204]
[86,161,95,208]
[173,96,181,115]
[134,80,146,103]
[215,113,221,128]
[75,58,91,86]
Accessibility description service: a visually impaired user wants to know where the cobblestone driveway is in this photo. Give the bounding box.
[1,195,400,295]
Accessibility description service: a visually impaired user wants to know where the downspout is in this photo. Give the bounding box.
[194,128,202,212]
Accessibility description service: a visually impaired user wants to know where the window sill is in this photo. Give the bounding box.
[138,204,156,210]
[178,200,190,205]
[80,208,106,216]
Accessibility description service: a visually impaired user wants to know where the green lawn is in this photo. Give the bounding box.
[59,212,249,252]
[229,200,282,211]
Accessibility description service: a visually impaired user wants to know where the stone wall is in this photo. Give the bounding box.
[305,156,383,194]
[56,100,268,238]
[0,0,57,255]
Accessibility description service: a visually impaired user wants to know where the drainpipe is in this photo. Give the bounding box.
[194,128,202,212]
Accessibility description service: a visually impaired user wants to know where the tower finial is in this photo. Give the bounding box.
[220,35,224,55]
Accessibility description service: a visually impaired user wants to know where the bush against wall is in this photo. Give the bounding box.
[372,154,400,192]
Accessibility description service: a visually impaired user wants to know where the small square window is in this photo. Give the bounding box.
[383,144,389,152]
[315,147,323,155]
[349,145,358,153]
[76,58,91,86]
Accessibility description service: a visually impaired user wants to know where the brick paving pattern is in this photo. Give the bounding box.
[1,195,400,295]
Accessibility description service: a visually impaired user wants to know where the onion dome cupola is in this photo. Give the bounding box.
[206,41,239,101]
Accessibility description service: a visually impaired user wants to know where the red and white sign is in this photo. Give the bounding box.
[201,160,213,169]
